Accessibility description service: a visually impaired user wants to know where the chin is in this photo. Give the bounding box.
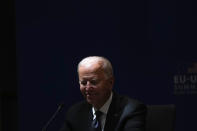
[86,97,92,103]
[87,98,97,106]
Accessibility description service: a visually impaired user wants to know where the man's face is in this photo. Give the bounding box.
[78,63,113,109]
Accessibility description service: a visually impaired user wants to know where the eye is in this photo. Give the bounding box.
[79,79,100,86]
[90,80,99,85]
[80,81,87,86]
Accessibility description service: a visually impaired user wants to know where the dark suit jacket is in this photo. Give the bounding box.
[60,92,147,131]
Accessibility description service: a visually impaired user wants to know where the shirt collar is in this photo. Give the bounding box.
[92,92,113,115]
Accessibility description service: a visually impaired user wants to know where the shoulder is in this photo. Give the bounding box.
[68,100,89,110]
[125,96,146,109]
[113,93,147,114]
[65,100,91,119]
[62,101,92,130]
[112,94,147,131]
[67,100,90,113]
[124,96,147,113]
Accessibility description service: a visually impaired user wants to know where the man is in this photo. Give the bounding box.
[60,56,147,131]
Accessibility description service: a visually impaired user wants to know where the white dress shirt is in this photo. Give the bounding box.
[92,92,113,131]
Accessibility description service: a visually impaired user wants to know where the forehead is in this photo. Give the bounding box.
[78,63,105,79]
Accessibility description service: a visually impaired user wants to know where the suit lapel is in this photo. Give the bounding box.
[104,92,121,131]
[78,103,93,131]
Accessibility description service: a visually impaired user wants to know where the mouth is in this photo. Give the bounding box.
[85,92,97,97]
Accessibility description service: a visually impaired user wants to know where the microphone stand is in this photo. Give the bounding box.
[42,103,64,131]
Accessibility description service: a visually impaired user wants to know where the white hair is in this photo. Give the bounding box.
[77,56,113,78]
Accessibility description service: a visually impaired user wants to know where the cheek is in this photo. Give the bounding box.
[96,86,106,94]
[99,84,111,94]
[80,86,85,93]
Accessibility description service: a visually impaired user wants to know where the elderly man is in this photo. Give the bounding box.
[60,56,147,131]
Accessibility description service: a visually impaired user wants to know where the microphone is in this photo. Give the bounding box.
[42,103,64,131]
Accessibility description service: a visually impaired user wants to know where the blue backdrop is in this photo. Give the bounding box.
[17,0,197,131]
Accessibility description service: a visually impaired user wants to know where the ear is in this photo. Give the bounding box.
[109,77,114,87]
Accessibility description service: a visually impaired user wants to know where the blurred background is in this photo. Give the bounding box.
[2,0,197,131]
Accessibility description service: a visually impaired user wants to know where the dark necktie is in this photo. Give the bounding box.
[91,111,103,131]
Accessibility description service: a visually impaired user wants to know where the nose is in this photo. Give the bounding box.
[85,81,93,91]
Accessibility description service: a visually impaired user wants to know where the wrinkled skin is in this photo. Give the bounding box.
[78,62,114,109]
